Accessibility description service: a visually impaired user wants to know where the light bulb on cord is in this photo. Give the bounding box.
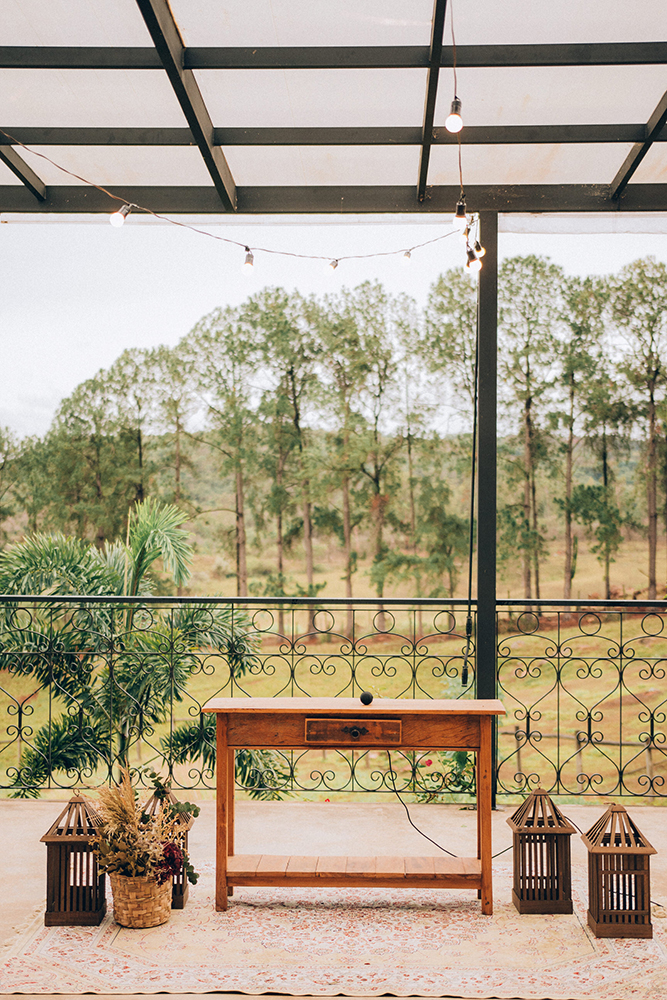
[326,259,339,274]
[402,250,412,264]
[453,199,467,230]
[460,224,470,245]
[474,240,486,258]
[445,97,463,134]
[465,246,482,273]
[109,204,131,227]
[242,248,254,273]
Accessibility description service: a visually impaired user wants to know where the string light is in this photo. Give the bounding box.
[465,245,482,273]
[453,200,467,230]
[109,204,131,227]
[445,97,463,134]
[474,239,486,258]
[0,126,465,270]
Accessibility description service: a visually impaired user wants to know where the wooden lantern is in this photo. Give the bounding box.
[582,803,656,938]
[507,787,575,914]
[141,787,194,908]
[41,793,106,926]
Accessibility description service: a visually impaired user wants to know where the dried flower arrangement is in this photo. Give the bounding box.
[92,767,199,887]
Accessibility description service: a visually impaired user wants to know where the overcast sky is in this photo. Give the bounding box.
[2,214,667,438]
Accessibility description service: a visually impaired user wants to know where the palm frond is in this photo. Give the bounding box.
[127,498,193,595]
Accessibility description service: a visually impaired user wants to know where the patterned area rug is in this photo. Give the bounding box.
[2,865,667,999]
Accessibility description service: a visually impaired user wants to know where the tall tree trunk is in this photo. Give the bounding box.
[342,471,353,637]
[563,376,574,598]
[523,401,532,600]
[302,493,314,591]
[648,388,657,599]
[174,417,182,504]
[276,507,285,636]
[531,469,540,599]
[236,463,248,597]
[136,427,144,503]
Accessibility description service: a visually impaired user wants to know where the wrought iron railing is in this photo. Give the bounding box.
[497,600,667,799]
[0,596,475,799]
[3,595,665,800]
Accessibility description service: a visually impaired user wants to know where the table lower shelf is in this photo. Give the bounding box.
[225,854,482,889]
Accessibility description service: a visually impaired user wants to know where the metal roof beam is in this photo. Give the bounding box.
[2,183,667,215]
[1,124,662,147]
[0,147,46,200]
[611,90,667,200]
[418,0,448,202]
[2,42,666,70]
[134,0,236,211]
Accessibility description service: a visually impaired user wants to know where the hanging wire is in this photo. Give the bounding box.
[0,126,460,263]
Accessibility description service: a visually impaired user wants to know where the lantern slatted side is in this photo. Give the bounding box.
[507,788,575,914]
[41,794,106,926]
[142,788,194,909]
[582,803,656,938]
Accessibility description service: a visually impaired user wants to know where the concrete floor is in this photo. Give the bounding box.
[2,796,667,954]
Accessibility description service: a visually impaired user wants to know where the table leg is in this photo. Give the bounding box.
[227,747,235,896]
[478,716,493,915]
[476,762,482,899]
[216,714,229,911]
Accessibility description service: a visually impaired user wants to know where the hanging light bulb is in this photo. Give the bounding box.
[109,204,131,227]
[453,200,467,230]
[242,248,254,274]
[326,259,339,274]
[474,240,486,258]
[445,97,463,134]
[465,246,482,273]
[402,250,412,264]
[460,224,470,245]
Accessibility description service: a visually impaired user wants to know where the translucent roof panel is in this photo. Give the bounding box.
[633,146,667,184]
[170,0,434,47]
[0,71,187,127]
[196,69,426,127]
[429,143,634,186]
[0,160,23,185]
[18,146,214,186]
[223,146,420,187]
[0,0,151,46]
[454,0,667,44]
[435,66,667,128]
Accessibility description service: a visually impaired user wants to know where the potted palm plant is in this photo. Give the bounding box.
[92,767,199,928]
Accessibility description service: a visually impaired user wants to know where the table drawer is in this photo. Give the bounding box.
[305,717,402,745]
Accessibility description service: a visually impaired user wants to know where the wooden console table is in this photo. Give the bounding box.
[202,697,505,914]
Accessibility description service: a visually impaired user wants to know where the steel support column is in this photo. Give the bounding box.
[476,212,498,801]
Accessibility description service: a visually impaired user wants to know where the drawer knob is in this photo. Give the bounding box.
[343,725,368,740]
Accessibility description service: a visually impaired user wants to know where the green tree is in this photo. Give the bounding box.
[611,257,667,599]
[499,255,563,599]
[184,307,261,597]
[45,374,140,545]
[423,268,478,412]
[554,275,607,597]
[243,288,322,595]
[314,289,372,625]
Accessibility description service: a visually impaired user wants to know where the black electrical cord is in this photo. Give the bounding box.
[385,751,512,860]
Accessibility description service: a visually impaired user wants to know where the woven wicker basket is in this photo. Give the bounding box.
[109,873,172,928]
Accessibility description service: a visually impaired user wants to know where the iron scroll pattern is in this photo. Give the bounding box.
[496,604,667,798]
[0,597,475,798]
